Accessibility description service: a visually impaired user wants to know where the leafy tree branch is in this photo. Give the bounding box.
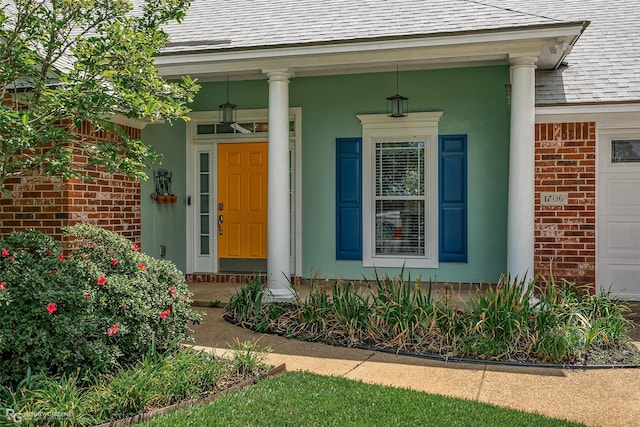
[0,0,199,193]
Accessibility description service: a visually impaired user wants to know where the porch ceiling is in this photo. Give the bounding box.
[154,24,587,82]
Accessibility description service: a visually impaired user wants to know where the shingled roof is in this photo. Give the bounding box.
[160,0,568,52]
[153,0,638,106]
[499,0,640,105]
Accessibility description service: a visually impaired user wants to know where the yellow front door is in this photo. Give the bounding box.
[217,142,268,259]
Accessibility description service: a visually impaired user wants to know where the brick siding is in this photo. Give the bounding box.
[535,122,596,291]
[0,122,142,245]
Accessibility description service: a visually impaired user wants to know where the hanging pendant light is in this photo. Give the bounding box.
[387,66,409,118]
[219,75,237,124]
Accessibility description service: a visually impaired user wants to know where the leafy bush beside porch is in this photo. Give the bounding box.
[0,224,202,387]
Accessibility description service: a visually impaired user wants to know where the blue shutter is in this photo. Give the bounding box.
[336,138,362,260]
[439,135,467,262]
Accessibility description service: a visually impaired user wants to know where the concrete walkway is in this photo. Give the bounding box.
[188,282,640,427]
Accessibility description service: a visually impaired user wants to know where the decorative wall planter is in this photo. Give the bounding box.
[151,194,178,204]
[152,169,177,205]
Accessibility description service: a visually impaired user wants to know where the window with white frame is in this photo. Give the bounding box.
[358,112,442,268]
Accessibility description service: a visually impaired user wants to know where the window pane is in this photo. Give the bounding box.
[375,200,424,256]
[197,124,214,134]
[376,141,424,197]
[612,140,640,163]
[199,153,209,172]
[200,215,210,235]
[200,173,209,193]
[255,122,269,132]
[216,123,234,134]
[200,235,209,255]
[235,123,254,133]
[200,195,209,213]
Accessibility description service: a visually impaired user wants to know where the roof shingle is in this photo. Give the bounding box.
[159,0,567,52]
[152,0,640,105]
[485,0,640,104]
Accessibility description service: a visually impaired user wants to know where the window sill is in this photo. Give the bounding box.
[363,256,438,269]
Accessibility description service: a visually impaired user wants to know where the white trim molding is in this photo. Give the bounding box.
[184,107,303,279]
[358,111,443,269]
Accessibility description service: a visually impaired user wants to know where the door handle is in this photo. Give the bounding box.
[218,215,224,235]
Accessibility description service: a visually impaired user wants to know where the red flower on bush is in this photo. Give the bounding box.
[160,307,171,319]
[51,269,57,274]
[84,293,89,300]
[132,243,139,252]
[0,282,6,290]
[97,276,106,285]
[58,254,64,261]
[47,302,57,315]
[139,263,146,271]
[169,286,176,296]
[45,249,52,255]
[111,259,118,266]
[8,256,13,262]
[182,294,189,301]
[1,248,9,257]
[107,322,120,336]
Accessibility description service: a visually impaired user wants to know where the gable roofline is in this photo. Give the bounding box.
[159,21,589,57]
[155,21,588,81]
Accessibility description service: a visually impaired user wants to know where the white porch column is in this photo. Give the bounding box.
[507,56,537,282]
[264,69,293,301]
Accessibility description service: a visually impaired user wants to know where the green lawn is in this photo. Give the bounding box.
[140,371,583,427]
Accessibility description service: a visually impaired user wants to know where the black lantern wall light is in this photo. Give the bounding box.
[387,66,409,118]
[219,75,237,124]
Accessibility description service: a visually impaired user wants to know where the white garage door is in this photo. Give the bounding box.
[597,136,640,300]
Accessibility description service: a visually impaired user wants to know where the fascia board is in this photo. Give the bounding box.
[156,23,586,62]
[535,104,640,129]
[536,103,640,117]
[155,24,585,75]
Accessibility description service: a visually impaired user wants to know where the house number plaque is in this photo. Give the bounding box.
[541,192,568,206]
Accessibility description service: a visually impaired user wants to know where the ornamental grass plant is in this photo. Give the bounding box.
[0,342,271,426]
[224,272,640,366]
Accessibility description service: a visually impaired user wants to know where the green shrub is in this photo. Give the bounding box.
[0,224,202,387]
[1,346,257,426]
[224,271,638,364]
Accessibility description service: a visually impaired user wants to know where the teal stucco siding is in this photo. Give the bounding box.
[141,65,510,283]
[141,121,188,271]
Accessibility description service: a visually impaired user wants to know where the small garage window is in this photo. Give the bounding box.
[612,140,640,163]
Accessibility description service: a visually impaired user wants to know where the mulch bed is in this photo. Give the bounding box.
[624,302,640,341]
[225,305,640,369]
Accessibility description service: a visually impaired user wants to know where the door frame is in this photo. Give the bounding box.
[186,108,302,276]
